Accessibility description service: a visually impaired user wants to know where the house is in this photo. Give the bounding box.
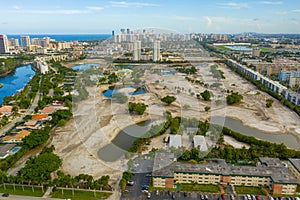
[0,106,13,115]
[2,130,31,143]
[38,106,56,114]
[169,135,182,148]
[32,114,52,121]
[0,144,16,159]
[193,135,208,151]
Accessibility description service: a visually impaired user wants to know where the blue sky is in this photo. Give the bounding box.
[1,0,300,34]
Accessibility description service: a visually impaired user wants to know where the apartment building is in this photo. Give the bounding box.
[152,153,298,195]
[288,158,300,182]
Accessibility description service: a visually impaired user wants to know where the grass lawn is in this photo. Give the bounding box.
[180,184,220,193]
[260,47,275,53]
[235,186,265,195]
[51,189,111,200]
[0,184,44,197]
[216,46,232,51]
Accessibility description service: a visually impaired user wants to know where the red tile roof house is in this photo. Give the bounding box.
[38,106,56,114]
[32,114,52,121]
[0,106,13,115]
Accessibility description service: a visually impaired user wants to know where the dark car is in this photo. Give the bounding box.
[2,193,9,197]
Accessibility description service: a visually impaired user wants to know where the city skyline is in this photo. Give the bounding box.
[1,0,300,34]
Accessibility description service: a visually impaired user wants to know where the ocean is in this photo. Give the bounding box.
[7,34,112,42]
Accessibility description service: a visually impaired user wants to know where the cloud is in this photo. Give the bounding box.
[258,1,282,5]
[13,6,21,10]
[14,9,91,15]
[204,16,212,27]
[218,2,249,9]
[109,1,160,8]
[253,18,259,21]
[86,6,104,11]
[292,9,300,13]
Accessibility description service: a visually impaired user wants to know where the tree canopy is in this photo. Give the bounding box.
[161,95,176,105]
[200,90,211,101]
[226,92,243,105]
[128,102,147,115]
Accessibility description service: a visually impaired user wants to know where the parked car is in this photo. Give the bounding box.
[127,180,134,186]
[255,195,261,200]
[2,193,9,197]
[147,192,151,199]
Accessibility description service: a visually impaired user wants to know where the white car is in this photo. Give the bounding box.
[147,192,151,199]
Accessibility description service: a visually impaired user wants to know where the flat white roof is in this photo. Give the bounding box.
[193,135,208,151]
[169,135,182,148]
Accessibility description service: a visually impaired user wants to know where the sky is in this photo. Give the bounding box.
[0,0,300,34]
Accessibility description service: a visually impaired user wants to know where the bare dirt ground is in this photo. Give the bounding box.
[224,135,250,149]
[143,63,300,142]
[50,57,300,190]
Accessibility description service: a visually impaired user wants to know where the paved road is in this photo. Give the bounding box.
[0,89,40,136]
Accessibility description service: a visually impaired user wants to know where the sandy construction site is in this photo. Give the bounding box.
[50,59,300,189]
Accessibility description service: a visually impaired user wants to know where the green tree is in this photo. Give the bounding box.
[226,92,243,105]
[128,102,147,115]
[161,95,176,105]
[266,99,274,108]
[204,106,211,112]
[200,90,211,101]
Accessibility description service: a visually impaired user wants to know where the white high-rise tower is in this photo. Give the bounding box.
[0,35,9,54]
[133,40,141,61]
[153,40,160,62]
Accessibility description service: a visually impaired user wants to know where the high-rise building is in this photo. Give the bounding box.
[133,40,141,61]
[21,36,31,48]
[0,35,9,54]
[153,40,160,62]
[8,38,19,47]
[112,30,115,36]
[126,28,130,35]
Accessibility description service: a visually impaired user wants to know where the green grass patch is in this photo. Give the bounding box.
[235,186,265,195]
[216,46,232,51]
[260,47,275,53]
[0,184,44,197]
[179,184,220,193]
[51,189,111,200]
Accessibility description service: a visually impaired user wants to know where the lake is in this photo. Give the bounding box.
[210,116,300,150]
[0,65,35,105]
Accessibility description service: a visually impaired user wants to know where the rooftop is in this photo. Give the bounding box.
[153,153,298,184]
[38,106,56,114]
[259,157,282,168]
[0,106,13,113]
[169,135,182,148]
[0,144,16,157]
[288,158,300,173]
[32,114,49,121]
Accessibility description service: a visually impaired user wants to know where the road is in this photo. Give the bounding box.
[0,89,40,136]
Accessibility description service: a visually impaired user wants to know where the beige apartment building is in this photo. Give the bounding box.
[152,153,299,195]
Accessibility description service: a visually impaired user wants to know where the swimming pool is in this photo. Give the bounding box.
[11,146,21,153]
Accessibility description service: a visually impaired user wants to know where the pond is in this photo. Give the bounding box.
[102,85,147,98]
[225,46,252,51]
[71,63,100,70]
[210,116,300,150]
[98,120,152,162]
